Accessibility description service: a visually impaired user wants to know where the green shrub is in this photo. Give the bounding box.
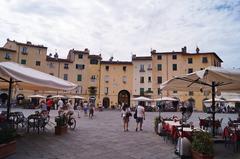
[191,131,213,155]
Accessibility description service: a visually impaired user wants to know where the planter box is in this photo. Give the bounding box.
[0,140,16,158]
[55,126,68,135]
[192,150,214,159]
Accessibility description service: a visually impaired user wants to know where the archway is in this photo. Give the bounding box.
[118,90,130,106]
[188,97,195,109]
[102,97,110,108]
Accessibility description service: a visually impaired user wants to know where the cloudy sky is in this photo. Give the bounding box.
[0,0,240,68]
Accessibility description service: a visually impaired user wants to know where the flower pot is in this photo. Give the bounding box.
[55,125,68,135]
[0,140,16,158]
[192,150,214,159]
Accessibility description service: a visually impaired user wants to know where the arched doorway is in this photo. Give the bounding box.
[118,90,130,106]
[102,97,110,108]
[188,97,195,109]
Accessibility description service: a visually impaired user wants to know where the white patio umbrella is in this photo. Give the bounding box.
[132,96,152,101]
[0,62,77,120]
[160,66,240,136]
[50,95,66,99]
[226,98,240,102]
[154,97,178,101]
[28,94,46,98]
[69,95,85,99]
[203,98,225,103]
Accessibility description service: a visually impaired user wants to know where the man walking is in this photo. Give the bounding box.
[136,101,145,131]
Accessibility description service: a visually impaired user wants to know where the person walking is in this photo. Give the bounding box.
[83,101,88,116]
[135,102,145,132]
[121,104,131,132]
[89,103,94,119]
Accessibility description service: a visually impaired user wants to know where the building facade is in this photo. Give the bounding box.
[0,39,223,111]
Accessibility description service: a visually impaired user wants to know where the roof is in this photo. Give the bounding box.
[69,49,89,55]
[7,39,47,49]
[0,47,16,52]
[132,56,152,61]
[101,61,132,65]
[46,56,72,63]
[153,51,223,62]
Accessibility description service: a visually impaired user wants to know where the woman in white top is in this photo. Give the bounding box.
[121,104,131,132]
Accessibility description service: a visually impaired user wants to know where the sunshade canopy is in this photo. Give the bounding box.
[0,62,77,91]
[69,95,85,99]
[160,66,240,92]
[132,96,152,101]
[154,97,178,101]
[50,95,67,99]
[226,98,240,102]
[203,98,225,103]
[28,94,46,98]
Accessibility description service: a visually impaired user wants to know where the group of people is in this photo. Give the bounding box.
[121,101,145,132]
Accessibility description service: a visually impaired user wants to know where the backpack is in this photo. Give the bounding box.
[133,108,137,119]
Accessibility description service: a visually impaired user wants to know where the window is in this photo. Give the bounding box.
[91,75,96,82]
[148,76,151,83]
[202,57,208,63]
[49,73,54,76]
[189,91,194,96]
[21,59,26,64]
[158,88,161,95]
[140,77,144,83]
[139,64,145,72]
[4,52,11,60]
[200,68,204,70]
[147,64,152,70]
[157,55,162,60]
[90,59,98,64]
[104,75,109,83]
[188,58,193,64]
[104,87,109,95]
[78,54,83,59]
[48,62,54,68]
[64,63,69,69]
[148,88,151,91]
[172,54,177,60]
[76,64,85,70]
[157,76,162,84]
[188,68,193,73]
[122,76,127,83]
[173,90,178,94]
[172,64,177,71]
[21,47,27,54]
[63,74,68,80]
[36,61,41,66]
[105,66,109,71]
[77,74,82,81]
[157,64,162,71]
[123,66,126,71]
[140,88,144,96]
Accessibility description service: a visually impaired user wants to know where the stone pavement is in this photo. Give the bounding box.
[1,108,240,159]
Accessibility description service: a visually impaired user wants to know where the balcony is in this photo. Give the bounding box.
[139,69,145,72]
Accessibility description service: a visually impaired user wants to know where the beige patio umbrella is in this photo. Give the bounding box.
[28,94,46,99]
[69,95,85,99]
[132,96,152,101]
[0,62,77,119]
[154,96,178,101]
[160,66,240,136]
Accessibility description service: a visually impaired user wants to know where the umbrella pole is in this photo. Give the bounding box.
[7,78,13,121]
[211,82,216,137]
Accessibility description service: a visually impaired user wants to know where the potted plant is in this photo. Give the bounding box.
[0,123,17,158]
[55,114,67,135]
[154,116,161,134]
[191,131,214,159]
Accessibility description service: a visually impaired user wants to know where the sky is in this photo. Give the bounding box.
[0,0,240,68]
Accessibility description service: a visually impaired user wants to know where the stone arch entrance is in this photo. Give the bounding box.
[102,97,110,108]
[118,90,130,106]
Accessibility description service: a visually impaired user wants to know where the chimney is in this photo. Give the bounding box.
[196,46,200,54]
[54,53,58,59]
[132,54,136,59]
[26,41,32,45]
[151,49,156,54]
[84,48,89,53]
[182,46,187,53]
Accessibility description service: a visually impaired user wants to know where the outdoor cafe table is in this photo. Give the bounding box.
[27,114,45,134]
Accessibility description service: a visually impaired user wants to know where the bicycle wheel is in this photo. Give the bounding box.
[68,118,76,130]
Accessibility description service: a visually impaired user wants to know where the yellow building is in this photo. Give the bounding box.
[151,47,223,111]
[99,61,133,108]
[0,39,224,111]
